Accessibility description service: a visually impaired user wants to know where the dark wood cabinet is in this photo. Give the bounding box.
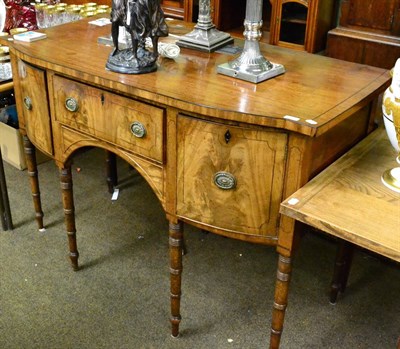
[269,0,336,53]
[326,0,400,69]
[161,0,246,30]
[161,0,190,21]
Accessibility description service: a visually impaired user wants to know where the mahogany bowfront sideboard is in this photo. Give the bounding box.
[6,18,390,348]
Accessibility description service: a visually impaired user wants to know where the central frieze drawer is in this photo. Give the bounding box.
[52,75,165,163]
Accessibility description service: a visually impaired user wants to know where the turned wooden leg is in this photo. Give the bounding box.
[169,220,183,337]
[60,165,79,271]
[270,254,293,349]
[105,151,118,194]
[0,148,13,230]
[330,241,354,304]
[23,135,44,231]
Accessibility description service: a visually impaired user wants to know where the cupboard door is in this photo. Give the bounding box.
[279,1,308,47]
[176,115,287,239]
[16,60,53,156]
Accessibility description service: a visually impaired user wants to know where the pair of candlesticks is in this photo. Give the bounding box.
[106,0,283,83]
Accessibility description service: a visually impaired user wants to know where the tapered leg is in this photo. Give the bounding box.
[23,135,44,231]
[59,165,79,271]
[0,148,13,230]
[105,151,118,194]
[270,254,293,349]
[169,220,183,337]
[330,241,354,304]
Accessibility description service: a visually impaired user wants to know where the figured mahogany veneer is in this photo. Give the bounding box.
[5,18,390,348]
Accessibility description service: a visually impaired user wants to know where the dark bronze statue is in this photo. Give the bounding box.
[106,0,169,74]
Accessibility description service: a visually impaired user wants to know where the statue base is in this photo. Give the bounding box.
[106,47,157,74]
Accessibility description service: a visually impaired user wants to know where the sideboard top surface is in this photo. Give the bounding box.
[6,18,390,137]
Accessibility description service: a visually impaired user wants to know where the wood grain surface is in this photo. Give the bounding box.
[281,127,400,261]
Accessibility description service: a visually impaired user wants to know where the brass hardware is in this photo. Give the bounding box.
[130,121,146,138]
[65,97,79,112]
[213,171,236,190]
[23,96,32,110]
[224,130,231,144]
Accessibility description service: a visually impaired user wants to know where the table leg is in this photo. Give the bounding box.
[0,180,5,230]
[105,151,118,194]
[23,135,44,231]
[59,165,79,271]
[0,148,13,230]
[169,220,183,337]
[330,241,354,304]
[270,254,293,349]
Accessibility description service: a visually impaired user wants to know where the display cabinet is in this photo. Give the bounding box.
[269,0,336,53]
[326,0,400,69]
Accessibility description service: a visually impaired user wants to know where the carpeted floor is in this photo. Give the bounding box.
[1,148,399,348]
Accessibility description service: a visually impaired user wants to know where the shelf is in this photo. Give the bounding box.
[281,18,307,25]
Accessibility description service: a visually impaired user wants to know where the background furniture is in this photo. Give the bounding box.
[0,81,14,231]
[6,18,389,348]
[0,147,13,231]
[269,0,336,52]
[62,0,247,30]
[326,0,400,69]
[160,0,188,20]
[160,0,247,29]
[280,127,400,304]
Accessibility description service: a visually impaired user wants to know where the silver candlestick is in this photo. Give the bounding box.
[176,0,233,52]
[217,0,285,83]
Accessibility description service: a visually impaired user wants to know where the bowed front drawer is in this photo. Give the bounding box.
[176,115,288,241]
[52,75,165,163]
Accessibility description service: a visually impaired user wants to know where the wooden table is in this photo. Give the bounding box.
[280,126,400,304]
[5,18,390,348]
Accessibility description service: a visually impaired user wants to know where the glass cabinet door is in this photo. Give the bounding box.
[279,1,308,46]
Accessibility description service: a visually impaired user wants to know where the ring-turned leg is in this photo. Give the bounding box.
[105,151,118,194]
[59,165,79,271]
[169,220,183,337]
[23,135,44,231]
[270,254,293,349]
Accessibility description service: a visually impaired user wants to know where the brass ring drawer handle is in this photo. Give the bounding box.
[65,97,79,112]
[213,171,237,190]
[130,121,146,138]
[23,96,32,110]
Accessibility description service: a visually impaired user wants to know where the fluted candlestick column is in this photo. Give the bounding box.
[217,0,285,83]
[176,0,233,52]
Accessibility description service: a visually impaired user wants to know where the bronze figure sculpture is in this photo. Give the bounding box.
[106,0,168,74]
